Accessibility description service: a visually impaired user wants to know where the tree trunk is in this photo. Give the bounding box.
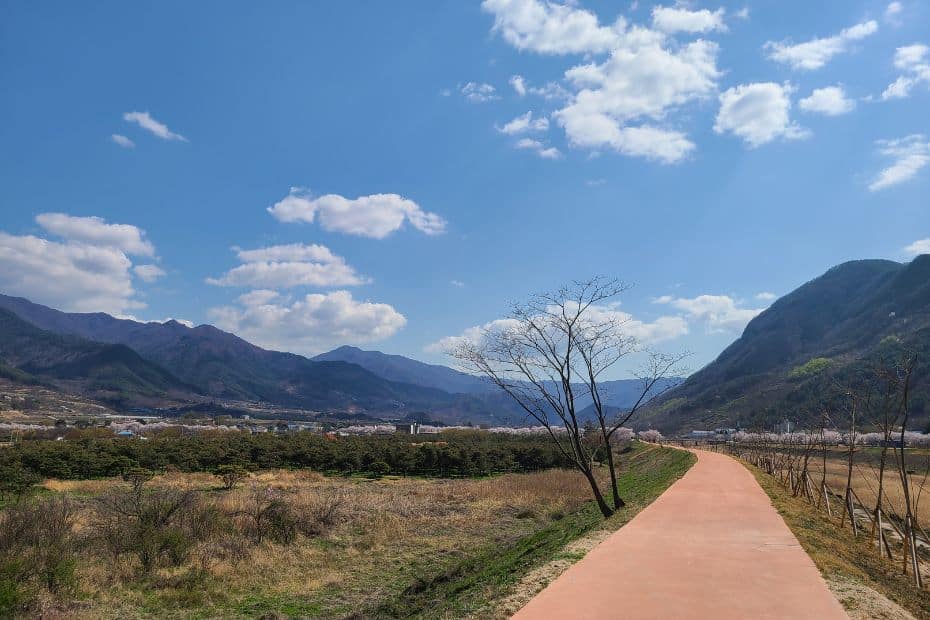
[603,440,625,509]
[582,468,614,517]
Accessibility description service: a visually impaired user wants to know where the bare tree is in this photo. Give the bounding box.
[892,354,923,587]
[869,356,908,560]
[450,277,687,518]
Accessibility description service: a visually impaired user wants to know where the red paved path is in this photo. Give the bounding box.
[513,449,848,620]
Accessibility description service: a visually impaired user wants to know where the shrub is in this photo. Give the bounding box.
[308,487,345,534]
[238,487,300,545]
[0,560,26,618]
[121,467,155,492]
[0,463,41,501]
[93,486,200,573]
[0,496,80,615]
[215,464,249,490]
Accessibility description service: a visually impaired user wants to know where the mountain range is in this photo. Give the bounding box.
[0,294,673,425]
[643,255,930,433]
[2,254,926,431]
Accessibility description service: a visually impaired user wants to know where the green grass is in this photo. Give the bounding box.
[745,461,930,619]
[363,445,696,619]
[788,357,832,379]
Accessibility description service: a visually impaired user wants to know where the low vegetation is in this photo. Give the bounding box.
[748,464,930,619]
[368,444,695,619]
[0,442,692,618]
[0,430,575,483]
[788,357,832,379]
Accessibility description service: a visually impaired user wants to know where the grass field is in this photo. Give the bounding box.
[7,443,694,619]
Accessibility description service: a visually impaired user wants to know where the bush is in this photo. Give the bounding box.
[311,487,345,532]
[0,560,27,618]
[121,467,155,492]
[93,485,201,574]
[215,464,249,490]
[0,496,80,615]
[0,463,41,501]
[238,487,300,545]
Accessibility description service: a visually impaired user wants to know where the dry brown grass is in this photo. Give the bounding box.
[36,468,596,619]
[798,450,930,524]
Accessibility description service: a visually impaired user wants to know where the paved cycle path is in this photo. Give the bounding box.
[513,449,848,619]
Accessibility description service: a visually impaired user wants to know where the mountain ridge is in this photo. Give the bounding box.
[643,256,930,432]
[0,307,195,404]
[313,345,493,394]
[0,294,520,423]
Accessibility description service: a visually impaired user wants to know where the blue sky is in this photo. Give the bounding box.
[1,0,928,377]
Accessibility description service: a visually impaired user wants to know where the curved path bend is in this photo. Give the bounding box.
[514,449,848,620]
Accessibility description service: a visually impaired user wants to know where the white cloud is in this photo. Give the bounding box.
[483,0,721,164]
[35,213,155,256]
[510,75,571,100]
[461,82,500,103]
[755,291,777,301]
[450,280,466,287]
[764,20,878,70]
[868,135,930,191]
[734,7,750,20]
[881,44,930,100]
[0,232,141,314]
[234,244,342,263]
[515,138,542,149]
[425,319,519,354]
[651,6,726,34]
[209,290,406,355]
[0,213,163,313]
[267,189,446,239]
[537,146,562,159]
[122,111,188,141]
[904,238,930,255]
[425,305,688,354]
[515,138,563,159]
[111,134,135,149]
[481,0,623,55]
[885,2,903,23]
[529,81,571,100]
[714,82,808,147]
[207,243,367,289]
[555,39,719,163]
[498,111,550,135]
[798,85,855,115]
[579,303,689,344]
[133,264,166,282]
[655,294,764,333]
[148,317,194,328]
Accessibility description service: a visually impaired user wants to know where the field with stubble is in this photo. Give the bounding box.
[4,443,693,619]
